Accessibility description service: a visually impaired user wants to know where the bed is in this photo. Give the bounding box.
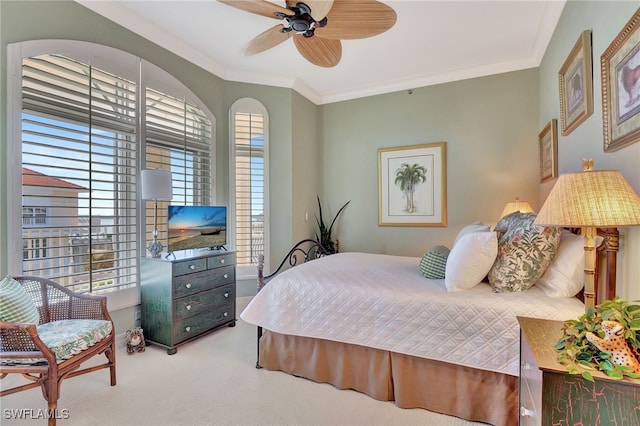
[240,220,620,426]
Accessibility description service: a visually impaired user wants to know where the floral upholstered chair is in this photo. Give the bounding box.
[0,275,116,426]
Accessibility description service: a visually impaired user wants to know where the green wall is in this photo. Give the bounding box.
[538,0,640,300]
[319,69,540,256]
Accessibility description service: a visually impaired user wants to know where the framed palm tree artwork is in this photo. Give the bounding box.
[377,142,447,227]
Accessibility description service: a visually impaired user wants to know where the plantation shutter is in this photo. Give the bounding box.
[233,112,265,266]
[21,54,138,292]
[144,88,213,248]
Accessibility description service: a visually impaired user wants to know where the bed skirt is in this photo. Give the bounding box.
[259,330,518,426]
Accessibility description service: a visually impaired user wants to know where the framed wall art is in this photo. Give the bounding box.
[602,8,640,152]
[377,142,447,227]
[539,119,558,183]
[558,30,593,135]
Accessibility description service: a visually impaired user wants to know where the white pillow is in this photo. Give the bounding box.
[536,230,603,298]
[453,221,491,247]
[445,231,498,292]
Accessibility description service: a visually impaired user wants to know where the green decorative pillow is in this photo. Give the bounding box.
[419,245,450,279]
[488,213,560,293]
[0,275,39,324]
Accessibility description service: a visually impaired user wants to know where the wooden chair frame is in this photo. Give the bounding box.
[0,276,116,426]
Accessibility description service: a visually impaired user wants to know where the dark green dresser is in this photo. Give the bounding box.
[140,250,236,354]
[518,317,640,425]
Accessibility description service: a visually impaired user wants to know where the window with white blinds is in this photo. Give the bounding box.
[21,54,138,292]
[231,100,268,271]
[144,88,213,247]
[11,42,215,294]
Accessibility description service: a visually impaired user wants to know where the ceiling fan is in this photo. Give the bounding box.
[218,0,397,67]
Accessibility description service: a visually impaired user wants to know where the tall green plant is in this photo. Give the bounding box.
[315,196,350,254]
[555,297,640,381]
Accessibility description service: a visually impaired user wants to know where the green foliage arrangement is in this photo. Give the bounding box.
[315,196,350,255]
[555,297,640,382]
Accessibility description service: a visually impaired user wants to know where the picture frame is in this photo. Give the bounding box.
[602,8,640,152]
[377,142,447,227]
[558,30,593,136]
[539,119,558,183]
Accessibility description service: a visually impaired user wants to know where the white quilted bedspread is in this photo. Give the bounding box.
[240,252,585,376]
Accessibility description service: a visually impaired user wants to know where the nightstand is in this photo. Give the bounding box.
[518,317,640,425]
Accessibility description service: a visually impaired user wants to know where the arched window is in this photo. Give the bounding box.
[6,40,215,294]
[230,98,269,277]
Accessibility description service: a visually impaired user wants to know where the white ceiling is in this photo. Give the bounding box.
[76,0,566,105]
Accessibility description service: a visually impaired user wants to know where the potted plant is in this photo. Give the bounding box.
[555,297,640,381]
[315,196,349,255]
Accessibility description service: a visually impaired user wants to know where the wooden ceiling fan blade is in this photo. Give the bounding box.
[315,0,396,40]
[218,0,292,20]
[293,36,341,67]
[305,0,334,21]
[244,25,293,55]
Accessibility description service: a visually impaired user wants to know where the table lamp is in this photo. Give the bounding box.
[141,169,173,258]
[500,197,534,219]
[534,159,640,310]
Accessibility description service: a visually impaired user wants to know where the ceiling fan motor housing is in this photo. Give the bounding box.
[277,2,320,36]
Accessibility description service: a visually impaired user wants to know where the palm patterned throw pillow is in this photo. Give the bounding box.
[489,212,560,292]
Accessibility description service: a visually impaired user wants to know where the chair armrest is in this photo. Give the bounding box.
[0,321,57,365]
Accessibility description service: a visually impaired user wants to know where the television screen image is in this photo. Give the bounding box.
[167,205,227,252]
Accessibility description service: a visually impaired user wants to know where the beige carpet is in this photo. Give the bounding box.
[1,297,484,426]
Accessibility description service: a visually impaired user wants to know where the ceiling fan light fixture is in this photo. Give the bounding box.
[290,17,314,33]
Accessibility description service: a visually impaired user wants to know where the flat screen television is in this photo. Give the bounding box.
[167,205,227,252]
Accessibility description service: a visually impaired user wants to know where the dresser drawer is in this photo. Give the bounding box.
[520,339,542,409]
[173,284,235,321]
[173,304,234,344]
[173,265,234,297]
[519,378,539,426]
[207,253,235,269]
[520,336,542,425]
[173,258,207,276]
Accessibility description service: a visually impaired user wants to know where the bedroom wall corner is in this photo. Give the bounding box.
[291,91,321,245]
[538,0,640,300]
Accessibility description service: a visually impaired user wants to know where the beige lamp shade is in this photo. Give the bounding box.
[533,166,640,311]
[500,197,534,219]
[534,170,640,227]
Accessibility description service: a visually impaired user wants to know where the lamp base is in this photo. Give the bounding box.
[148,238,163,259]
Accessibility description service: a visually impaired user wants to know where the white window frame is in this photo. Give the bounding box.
[229,98,269,279]
[7,40,215,311]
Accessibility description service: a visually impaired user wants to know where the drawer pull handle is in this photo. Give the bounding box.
[220,259,225,264]
[186,305,192,310]
[185,326,191,332]
[223,312,228,317]
[224,274,228,279]
[186,283,192,289]
[224,292,229,298]
[520,407,534,417]
[189,264,195,270]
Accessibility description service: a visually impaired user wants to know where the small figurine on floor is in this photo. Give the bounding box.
[126,327,146,354]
